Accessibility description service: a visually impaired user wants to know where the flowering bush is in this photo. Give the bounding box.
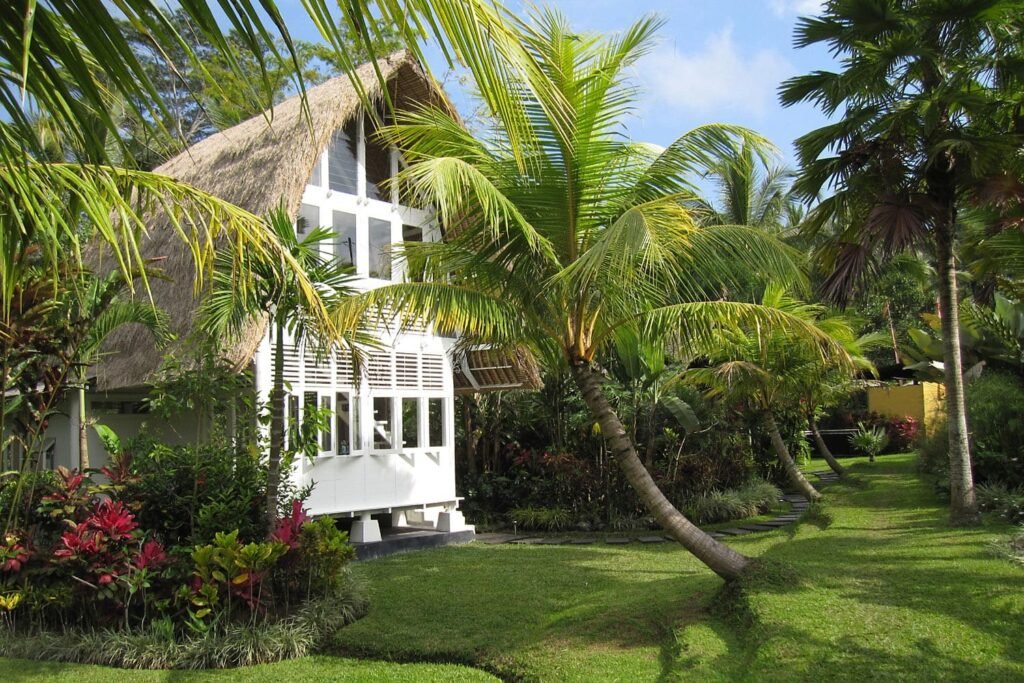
[0,463,356,640]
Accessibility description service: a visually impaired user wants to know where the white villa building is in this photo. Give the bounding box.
[42,52,539,546]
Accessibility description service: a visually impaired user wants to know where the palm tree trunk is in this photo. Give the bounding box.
[572,362,750,581]
[78,382,89,470]
[935,217,979,525]
[765,412,821,502]
[266,317,286,526]
[809,417,845,477]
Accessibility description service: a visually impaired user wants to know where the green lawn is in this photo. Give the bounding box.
[330,455,1024,681]
[2,454,1021,682]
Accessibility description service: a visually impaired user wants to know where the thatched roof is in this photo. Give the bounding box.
[93,51,541,396]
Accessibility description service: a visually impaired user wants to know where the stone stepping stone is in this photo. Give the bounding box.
[537,538,570,545]
[605,537,632,544]
[508,537,543,544]
[718,528,755,536]
[744,524,782,532]
[708,532,727,539]
[758,520,791,527]
[568,538,595,545]
[637,536,665,544]
[773,515,801,522]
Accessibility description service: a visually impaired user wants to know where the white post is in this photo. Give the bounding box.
[350,511,382,543]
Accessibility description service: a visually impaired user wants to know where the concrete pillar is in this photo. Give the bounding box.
[392,510,408,527]
[350,512,382,543]
[436,509,469,533]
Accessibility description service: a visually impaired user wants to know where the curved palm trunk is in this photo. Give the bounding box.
[809,417,845,477]
[572,363,750,581]
[265,317,285,526]
[765,412,821,502]
[935,218,979,526]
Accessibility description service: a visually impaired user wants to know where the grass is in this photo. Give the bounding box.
[0,655,496,681]
[328,454,1023,681]
[2,454,1021,681]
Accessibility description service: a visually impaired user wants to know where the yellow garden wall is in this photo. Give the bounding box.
[867,382,946,435]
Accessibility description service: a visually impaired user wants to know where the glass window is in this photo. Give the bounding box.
[402,398,419,448]
[297,203,319,235]
[333,211,357,267]
[402,224,423,242]
[428,398,445,447]
[328,120,358,194]
[319,395,332,451]
[287,394,299,450]
[372,397,394,450]
[365,116,390,202]
[368,217,392,279]
[335,392,353,454]
[307,154,322,187]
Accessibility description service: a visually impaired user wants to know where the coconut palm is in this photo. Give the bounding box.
[338,9,845,581]
[687,287,863,501]
[700,142,797,234]
[780,0,1024,524]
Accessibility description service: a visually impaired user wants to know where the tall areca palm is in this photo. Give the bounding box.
[342,9,843,581]
[780,0,1024,524]
[201,207,364,524]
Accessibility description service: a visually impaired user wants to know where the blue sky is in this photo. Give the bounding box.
[276,0,836,167]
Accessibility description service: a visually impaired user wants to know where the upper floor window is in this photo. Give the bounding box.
[365,115,390,202]
[327,120,358,194]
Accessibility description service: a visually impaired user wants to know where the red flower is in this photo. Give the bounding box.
[269,500,309,551]
[85,500,138,541]
[132,540,167,570]
[98,573,115,585]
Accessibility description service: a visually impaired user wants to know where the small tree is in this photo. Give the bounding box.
[201,205,363,525]
[850,422,889,463]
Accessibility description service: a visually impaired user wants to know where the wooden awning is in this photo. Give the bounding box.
[452,346,542,395]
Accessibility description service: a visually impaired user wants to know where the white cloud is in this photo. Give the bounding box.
[768,0,824,17]
[640,27,792,118]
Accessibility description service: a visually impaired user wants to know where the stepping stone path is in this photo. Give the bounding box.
[493,468,842,548]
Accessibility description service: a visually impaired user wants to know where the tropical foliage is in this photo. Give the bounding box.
[338,7,857,580]
[781,0,1024,524]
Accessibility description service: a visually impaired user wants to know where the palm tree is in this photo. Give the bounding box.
[340,9,842,581]
[201,206,364,524]
[780,0,1024,525]
[700,142,797,234]
[688,287,861,501]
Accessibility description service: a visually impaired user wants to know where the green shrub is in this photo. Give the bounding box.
[965,372,1024,487]
[509,507,575,532]
[683,479,781,524]
[849,422,889,462]
[976,482,1024,525]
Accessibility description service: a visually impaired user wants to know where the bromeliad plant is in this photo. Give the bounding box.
[346,8,844,581]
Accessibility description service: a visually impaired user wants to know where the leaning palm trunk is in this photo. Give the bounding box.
[765,413,821,502]
[266,317,286,526]
[934,215,979,526]
[572,363,751,581]
[809,417,845,477]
